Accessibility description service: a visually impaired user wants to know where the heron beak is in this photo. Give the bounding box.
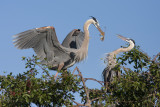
[97,26,105,41]
[116,34,127,41]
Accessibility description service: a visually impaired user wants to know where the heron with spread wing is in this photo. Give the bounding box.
[103,35,135,89]
[13,17,105,77]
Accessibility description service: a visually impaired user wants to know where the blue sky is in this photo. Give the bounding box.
[1,0,160,105]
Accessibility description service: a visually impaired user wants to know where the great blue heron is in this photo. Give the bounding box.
[13,17,105,77]
[102,35,135,89]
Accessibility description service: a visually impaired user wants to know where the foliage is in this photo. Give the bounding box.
[0,56,82,106]
[0,46,160,107]
[108,46,160,106]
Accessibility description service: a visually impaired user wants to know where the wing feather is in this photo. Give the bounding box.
[13,27,72,67]
[62,29,84,49]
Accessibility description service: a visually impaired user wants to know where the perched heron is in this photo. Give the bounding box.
[13,17,105,77]
[103,35,135,88]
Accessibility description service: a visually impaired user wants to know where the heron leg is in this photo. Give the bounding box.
[54,62,64,79]
[54,72,59,80]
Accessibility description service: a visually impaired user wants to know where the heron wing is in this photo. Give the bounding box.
[13,26,71,67]
[62,29,84,49]
[102,67,110,84]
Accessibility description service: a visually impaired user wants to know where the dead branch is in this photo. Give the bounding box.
[71,99,85,107]
[153,52,160,62]
[84,78,104,86]
[91,97,105,102]
[72,67,78,74]
[72,67,91,107]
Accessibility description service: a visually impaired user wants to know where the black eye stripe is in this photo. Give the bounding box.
[90,16,98,22]
[127,39,135,44]
[130,39,135,44]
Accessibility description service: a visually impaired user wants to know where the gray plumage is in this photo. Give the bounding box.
[13,17,105,71]
[62,29,84,49]
[14,27,75,70]
[103,53,117,88]
[103,35,135,89]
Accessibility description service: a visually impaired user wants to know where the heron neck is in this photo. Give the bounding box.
[113,41,135,55]
[81,19,93,49]
[75,19,93,62]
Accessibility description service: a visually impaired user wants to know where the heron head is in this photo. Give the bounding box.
[117,34,135,44]
[127,39,135,44]
[90,16,105,41]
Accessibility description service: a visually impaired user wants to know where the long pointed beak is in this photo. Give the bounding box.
[116,34,127,41]
[97,26,105,41]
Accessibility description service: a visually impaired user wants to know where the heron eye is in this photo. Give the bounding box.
[96,22,99,26]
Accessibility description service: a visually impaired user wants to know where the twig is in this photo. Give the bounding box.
[91,97,105,102]
[84,78,104,86]
[72,67,91,107]
[76,67,91,106]
[153,52,160,62]
[72,66,79,74]
[71,99,85,106]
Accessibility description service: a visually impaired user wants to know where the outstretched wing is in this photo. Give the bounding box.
[62,29,84,49]
[13,26,71,67]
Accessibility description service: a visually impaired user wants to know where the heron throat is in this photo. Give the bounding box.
[114,41,135,55]
[76,19,93,62]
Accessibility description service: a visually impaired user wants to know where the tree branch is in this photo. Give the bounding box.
[91,97,105,102]
[84,78,104,86]
[72,67,91,107]
[71,99,85,107]
[153,52,160,62]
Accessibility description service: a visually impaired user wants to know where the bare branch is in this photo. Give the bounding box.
[71,99,85,106]
[72,67,91,107]
[84,78,104,86]
[91,97,105,102]
[72,67,78,74]
[153,52,160,62]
